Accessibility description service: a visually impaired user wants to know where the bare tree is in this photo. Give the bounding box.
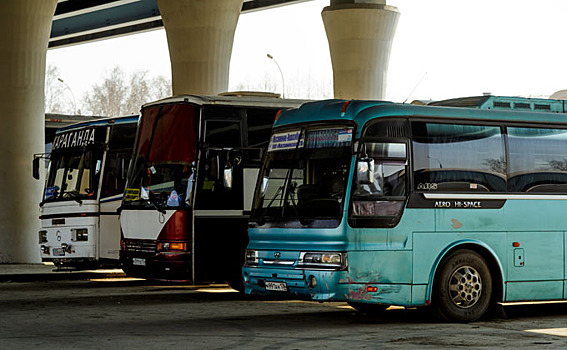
[82,67,127,116]
[45,65,72,114]
[125,70,152,114]
[151,75,172,101]
[231,70,332,100]
[82,66,172,116]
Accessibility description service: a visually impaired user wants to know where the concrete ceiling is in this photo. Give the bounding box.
[51,0,311,48]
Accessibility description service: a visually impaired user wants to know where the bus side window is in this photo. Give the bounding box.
[102,153,129,198]
[351,162,406,214]
[349,140,408,228]
[508,127,567,192]
[102,123,136,198]
[411,122,506,192]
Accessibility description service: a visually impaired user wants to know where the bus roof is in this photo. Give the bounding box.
[56,114,139,134]
[141,94,309,110]
[45,113,106,130]
[274,97,567,135]
[429,95,567,113]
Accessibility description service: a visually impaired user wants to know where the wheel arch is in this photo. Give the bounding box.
[425,240,506,305]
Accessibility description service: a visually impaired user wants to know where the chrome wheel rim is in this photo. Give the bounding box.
[448,265,482,308]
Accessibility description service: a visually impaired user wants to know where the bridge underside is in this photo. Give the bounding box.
[50,0,309,48]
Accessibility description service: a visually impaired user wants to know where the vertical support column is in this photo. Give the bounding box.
[322,0,400,100]
[157,0,244,95]
[0,0,57,262]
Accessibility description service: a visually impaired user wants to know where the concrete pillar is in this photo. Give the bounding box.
[0,0,57,263]
[157,0,244,95]
[322,0,400,100]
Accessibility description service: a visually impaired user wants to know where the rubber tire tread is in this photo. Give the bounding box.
[432,249,492,322]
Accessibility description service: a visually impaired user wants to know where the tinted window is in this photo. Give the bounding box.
[247,108,277,149]
[101,123,137,198]
[412,122,506,192]
[205,120,241,147]
[508,127,567,192]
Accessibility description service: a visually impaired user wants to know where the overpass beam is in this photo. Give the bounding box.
[0,0,57,262]
[157,0,244,95]
[322,0,400,100]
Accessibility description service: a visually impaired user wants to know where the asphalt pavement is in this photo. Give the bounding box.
[0,263,125,282]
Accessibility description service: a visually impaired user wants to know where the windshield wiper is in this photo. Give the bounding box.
[143,195,166,214]
[286,181,308,225]
[63,190,83,204]
[256,184,285,225]
[256,128,305,225]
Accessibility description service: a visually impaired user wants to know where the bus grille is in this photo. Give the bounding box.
[124,240,157,253]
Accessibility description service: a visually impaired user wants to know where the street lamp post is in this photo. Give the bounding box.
[57,78,77,114]
[267,53,285,98]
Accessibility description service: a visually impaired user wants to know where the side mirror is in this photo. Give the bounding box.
[223,167,233,190]
[209,154,220,179]
[33,157,41,180]
[357,158,375,185]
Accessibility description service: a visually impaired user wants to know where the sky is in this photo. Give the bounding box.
[46,0,567,112]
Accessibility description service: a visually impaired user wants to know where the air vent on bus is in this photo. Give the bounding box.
[430,95,566,113]
[493,101,511,109]
[534,104,551,111]
[514,102,531,109]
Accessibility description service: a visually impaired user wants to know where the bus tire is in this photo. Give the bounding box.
[433,249,492,322]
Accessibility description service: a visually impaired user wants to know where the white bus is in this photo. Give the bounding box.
[36,115,138,269]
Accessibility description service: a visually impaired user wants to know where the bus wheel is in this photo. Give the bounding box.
[347,301,389,314]
[433,249,492,322]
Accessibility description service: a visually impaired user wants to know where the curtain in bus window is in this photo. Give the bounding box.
[141,104,197,163]
[412,122,506,192]
[508,127,567,192]
[136,105,160,156]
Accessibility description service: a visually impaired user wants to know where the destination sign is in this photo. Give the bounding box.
[268,128,353,152]
[268,130,304,151]
[52,128,97,150]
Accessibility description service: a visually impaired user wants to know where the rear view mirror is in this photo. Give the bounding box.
[357,158,375,185]
[32,157,41,180]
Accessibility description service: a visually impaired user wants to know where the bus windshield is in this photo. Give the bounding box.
[251,127,354,228]
[44,146,103,202]
[123,103,198,209]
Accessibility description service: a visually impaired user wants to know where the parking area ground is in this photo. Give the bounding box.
[2,273,567,349]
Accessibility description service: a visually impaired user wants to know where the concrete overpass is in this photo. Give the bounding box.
[50,0,310,48]
[0,0,399,263]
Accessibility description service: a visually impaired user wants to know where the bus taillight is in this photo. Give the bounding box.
[157,242,187,252]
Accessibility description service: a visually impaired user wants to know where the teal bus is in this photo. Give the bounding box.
[242,96,567,322]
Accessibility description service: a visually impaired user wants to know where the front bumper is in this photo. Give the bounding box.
[243,266,349,301]
[121,252,191,281]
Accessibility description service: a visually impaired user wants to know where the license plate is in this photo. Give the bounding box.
[265,281,287,292]
[52,248,65,257]
[132,258,146,266]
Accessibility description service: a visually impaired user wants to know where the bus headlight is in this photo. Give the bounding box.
[245,250,258,266]
[298,252,347,270]
[71,228,88,242]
